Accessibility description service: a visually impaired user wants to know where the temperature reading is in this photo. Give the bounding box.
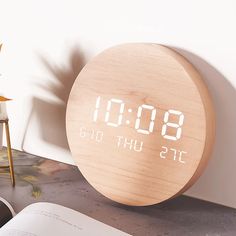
[160,146,187,164]
[92,96,185,140]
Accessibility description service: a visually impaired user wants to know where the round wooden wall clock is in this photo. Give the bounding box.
[66,43,215,206]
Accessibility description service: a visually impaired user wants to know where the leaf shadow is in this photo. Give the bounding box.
[21,45,86,151]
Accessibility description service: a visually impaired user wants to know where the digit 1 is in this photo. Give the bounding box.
[93,96,101,122]
[161,109,184,141]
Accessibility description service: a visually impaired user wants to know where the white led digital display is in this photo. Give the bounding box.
[93,96,185,141]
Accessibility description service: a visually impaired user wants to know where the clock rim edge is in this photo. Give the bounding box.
[65,43,216,206]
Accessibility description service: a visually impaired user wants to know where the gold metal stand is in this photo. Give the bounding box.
[0,119,15,186]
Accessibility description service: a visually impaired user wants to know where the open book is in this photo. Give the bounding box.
[0,202,131,236]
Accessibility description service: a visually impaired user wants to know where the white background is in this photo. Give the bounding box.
[0,0,236,208]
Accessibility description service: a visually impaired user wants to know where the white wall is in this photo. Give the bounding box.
[1,0,236,208]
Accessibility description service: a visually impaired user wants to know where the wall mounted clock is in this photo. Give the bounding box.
[66,43,215,206]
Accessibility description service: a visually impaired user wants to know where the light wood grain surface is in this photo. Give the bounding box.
[66,43,215,206]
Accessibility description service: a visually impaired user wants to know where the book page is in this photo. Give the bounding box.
[0,202,131,236]
[0,197,15,228]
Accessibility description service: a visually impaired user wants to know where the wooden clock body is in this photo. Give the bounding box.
[66,43,215,206]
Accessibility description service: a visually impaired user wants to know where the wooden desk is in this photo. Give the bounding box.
[0,149,236,235]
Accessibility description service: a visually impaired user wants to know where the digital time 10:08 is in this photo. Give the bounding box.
[93,96,185,141]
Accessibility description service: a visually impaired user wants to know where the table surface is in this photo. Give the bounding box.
[1,148,236,236]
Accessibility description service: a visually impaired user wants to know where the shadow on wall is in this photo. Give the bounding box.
[171,47,236,205]
[22,46,86,151]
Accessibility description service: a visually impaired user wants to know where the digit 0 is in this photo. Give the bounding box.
[105,98,125,127]
[135,104,156,134]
